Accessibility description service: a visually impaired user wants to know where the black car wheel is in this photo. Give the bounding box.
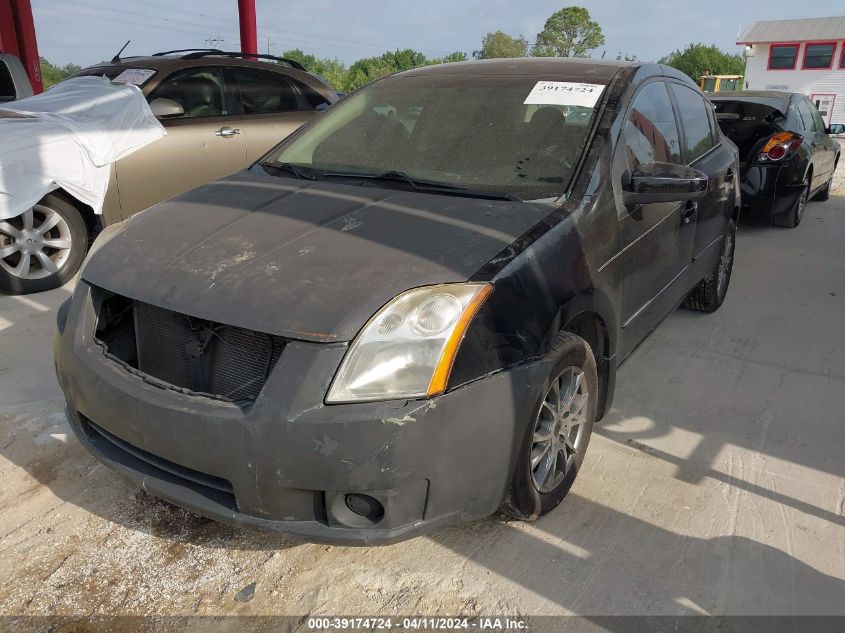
[685,219,736,313]
[773,182,809,228]
[0,194,88,295]
[501,331,597,521]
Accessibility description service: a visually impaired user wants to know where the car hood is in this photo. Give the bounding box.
[82,168,550,342]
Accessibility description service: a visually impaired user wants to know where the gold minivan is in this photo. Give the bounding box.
[0,50,338,294]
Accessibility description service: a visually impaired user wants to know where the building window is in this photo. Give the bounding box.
[802,42,836,69]
[768,44,799,70]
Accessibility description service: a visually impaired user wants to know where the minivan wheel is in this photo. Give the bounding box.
[684,219,736,313]
[500,331,597,521]
[0,195,88,295]
[774,183,809,228]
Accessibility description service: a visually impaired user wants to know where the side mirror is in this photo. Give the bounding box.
[623,162,708,205]
[149,97,184,118]
[827,123,845,135]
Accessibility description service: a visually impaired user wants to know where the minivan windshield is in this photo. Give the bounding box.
[266,74,603,201]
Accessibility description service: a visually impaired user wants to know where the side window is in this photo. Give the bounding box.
[233,68,303,114]
[705,98,720,143]
[807,100,827,133]
[796,100,815,132]
[671,84,717,162]
[786,103,805,131]
[150,68,226,119]
[292,77,331,110]
[0,60,15,101]
[623,82,682,170]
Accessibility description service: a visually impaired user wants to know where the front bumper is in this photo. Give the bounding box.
[740,164,804,221]
[55,283,547,544]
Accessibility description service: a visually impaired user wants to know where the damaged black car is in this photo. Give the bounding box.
[709,91,841,228]
[55,58,740,544]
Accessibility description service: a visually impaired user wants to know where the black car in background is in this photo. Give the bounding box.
[56,59,740,544]
[709,91,842,228]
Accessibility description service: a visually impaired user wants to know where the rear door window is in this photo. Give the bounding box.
[796,99,816,132]
[806,100,828,133]
[623,81,682,169]
[233,68,308,114]
[671,84,717,162]
[149,68,228,119]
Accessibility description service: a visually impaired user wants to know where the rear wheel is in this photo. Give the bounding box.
[773,182,808,228]
[0,195,88,295]
[684,219,735,313]
[501,331,597,520]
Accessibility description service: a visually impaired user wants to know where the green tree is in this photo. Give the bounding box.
[39,57,82,89]
[282,49,347,92]
[659,43,745,83]
[532,6,604,58]
[345,49,435,90]
[431,51,468,64]
[473,31,529,59]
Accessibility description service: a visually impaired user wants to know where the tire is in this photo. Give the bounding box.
[684,219,736,313]
[814,158,838,201]
[773,182,809,228]
[500,331,598,521]
[0,194,88,295]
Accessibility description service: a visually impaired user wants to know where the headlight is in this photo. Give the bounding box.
[326,283,493,403]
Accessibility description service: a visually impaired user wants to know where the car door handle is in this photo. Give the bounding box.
[214,127,240,137]
[681,201,697,223]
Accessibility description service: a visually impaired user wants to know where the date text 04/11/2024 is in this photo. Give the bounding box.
[306,617,528,630]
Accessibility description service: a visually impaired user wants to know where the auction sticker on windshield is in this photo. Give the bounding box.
[112,69,156,86]
[524,81,604,107]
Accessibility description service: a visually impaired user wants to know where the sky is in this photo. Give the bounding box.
[31,0,845,68]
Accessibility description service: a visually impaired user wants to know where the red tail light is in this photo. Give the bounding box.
[757,132,803,162]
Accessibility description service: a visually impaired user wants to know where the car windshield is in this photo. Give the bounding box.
[266,74,604,201]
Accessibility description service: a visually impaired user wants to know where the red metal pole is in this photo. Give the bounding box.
[9,0,42,92]
[237,0,258,56]
[0,1,21,54]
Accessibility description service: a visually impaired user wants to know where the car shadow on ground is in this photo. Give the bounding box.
[429,493,845,619]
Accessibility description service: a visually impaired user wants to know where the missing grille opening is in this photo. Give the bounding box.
[93,289,286,406]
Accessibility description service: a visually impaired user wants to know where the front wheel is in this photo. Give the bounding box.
[500,331,597,520]
[0,195,88,295]
[684,219,735,313]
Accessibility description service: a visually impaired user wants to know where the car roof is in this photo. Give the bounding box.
[397,57,637,82]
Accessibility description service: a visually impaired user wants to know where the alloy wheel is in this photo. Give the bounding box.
[531,366,590,493]
[0,205,73,280]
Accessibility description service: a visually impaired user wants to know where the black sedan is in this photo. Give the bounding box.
[55,58,740,544]
[709,91,842,228]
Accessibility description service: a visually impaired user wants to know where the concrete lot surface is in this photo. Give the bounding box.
[1,187,844,623]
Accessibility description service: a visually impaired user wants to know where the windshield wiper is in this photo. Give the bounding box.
[262,162,317,181]
[322,170,521,202]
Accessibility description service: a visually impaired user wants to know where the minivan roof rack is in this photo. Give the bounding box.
[153,49,306,71]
